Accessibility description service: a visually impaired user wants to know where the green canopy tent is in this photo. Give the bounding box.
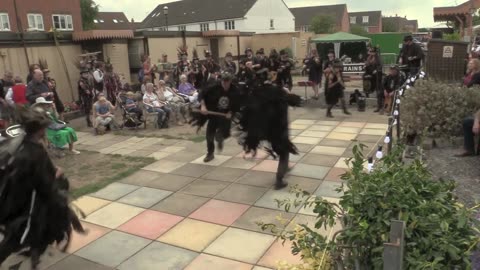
[311,32,370,61]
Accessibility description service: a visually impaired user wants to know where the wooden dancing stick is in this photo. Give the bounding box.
[191,109,229,118]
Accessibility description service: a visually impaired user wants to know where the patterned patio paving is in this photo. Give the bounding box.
[6,109,389,270]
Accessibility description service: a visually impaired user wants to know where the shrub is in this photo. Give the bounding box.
[262,144,479,269]
[401,80,480,141]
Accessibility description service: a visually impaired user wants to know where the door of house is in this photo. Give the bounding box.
[210,39,219,61]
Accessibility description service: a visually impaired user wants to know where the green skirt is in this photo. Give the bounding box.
[47,127,78,148]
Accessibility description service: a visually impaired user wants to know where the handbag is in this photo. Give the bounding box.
[48,122,66,131]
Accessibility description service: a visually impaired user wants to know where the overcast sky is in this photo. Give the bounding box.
[97,0,464,28]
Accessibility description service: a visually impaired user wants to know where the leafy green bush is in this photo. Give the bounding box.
[262,145,479,269]
[402,80,480,141]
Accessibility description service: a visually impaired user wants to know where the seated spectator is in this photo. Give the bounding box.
[456,109,480,157]
[93,93,116,135]
[463,59,480,88]
[5,76,28,106]
[26,69,52,105]
[0,71,14,98]
[157,80,188,125]
[383,66,405,113]
[125,91,143,121]
[141,75,152,94]
[143,82,170,128]
[178,74,198,103]
[33,97,80,154]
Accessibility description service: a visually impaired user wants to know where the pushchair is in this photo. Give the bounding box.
[116,92,143,129]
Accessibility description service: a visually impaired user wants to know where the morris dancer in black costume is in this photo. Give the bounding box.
[0,107,84,270]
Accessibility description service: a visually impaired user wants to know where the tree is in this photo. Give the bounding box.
[382,20,397,32]
[80,0,99,30]
[350,24,368,36]
[310,15,335,34]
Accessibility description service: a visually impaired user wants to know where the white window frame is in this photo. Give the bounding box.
[200,23,209,32]
[52,14,73,31]
[362,16,369,23]
[301,25,309,32]
[178,25,186,31]
[27,13,44,31]
[0,13,10,31]
[224,20,235,30]
[350,16,356,24]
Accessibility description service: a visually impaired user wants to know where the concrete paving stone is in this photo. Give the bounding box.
[288,152,306,163]
[170,163,215,178]
[289,124,310,130]
[98,146,123,154]
[298,196,341,216]
[141,144,166,151]
[355,134,384,143]
[308,125,335,132]
[253,267,273,270]
[319,139,353,148]
[364,123,389,130]
[46,255,114,270]
[316,120,340,126]
[192,154,232,166]
[334,157,351,169]
[158,218,227,252]
[67,222,111,253]
[236,149,270,160]
[218,146,244,156]
[167,151,205,162]
[84,202,145,229]
[117,210,183,240]
[142,160,186,173]
[333,126,361,134]
[215,184,268,205]
[204,228,276,264]
[3,247,68,270]
[222,157,261,170]
[189,199,250,226]
[174,140,195,147]
[75,231,151,268]
[184,254,253,270]
[291,119,316,125]
[294,143,315,152]
[148,151,172,160]
[258,239,302,268]
[117,242,198,270]
[90,183,140,201]
[158,139,181,146]
[118,187,172,208]
[289,215,343,241]
[299,153,339,167]
[119,170,163,186]
[360,128,388,136]
[289,129,303,136]
[292,136,322,145]
[179,179,229,197]
[326,132,357,141]
[311,146,346,156]
[202,167,247,182]
[128,150,156,157]
[144,174,196,192]
[232,207,295,234]
[338,121,366,128]
[161,146,186,153]
[252,160,296,173]
[315,181,345,198]
[325,167,348,182]
[289,163,330,180]
[236,171,276,188]
[255,189,302,212]
[72,196,111,216]
[298,130,328,138]
[151,193,209,217]
[285,176,322,193]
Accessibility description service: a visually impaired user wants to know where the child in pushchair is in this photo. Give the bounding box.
[116,92,143,129]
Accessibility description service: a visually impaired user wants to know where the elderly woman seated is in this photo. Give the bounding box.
[157,80,188,125]
[33,97,80,154]
[92,93,116,135]
[177,74,199,103]
[143,82,171,128]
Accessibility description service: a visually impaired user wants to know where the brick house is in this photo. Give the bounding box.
[0,0,82,32]
[290,4,350,33]
[348,11,382,33]
[382,15,419,33]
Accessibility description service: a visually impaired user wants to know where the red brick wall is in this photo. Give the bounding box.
[0,0,82,32]
[340,9,350,32]
[368,26,381,33]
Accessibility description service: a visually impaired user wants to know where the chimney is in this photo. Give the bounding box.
[131,18,135,23]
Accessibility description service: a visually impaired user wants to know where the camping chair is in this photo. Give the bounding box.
[142,102,159,129]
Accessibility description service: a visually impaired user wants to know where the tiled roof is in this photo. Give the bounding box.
[94,12,133,30]
[289,4,347,28]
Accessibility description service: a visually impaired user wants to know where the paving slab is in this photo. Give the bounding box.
[311,145,346,156]
[84,202,145,229]
[72,196,111,216]
[315,181,345,198]
[119,170,163,186]
[117,210,183,239]
[46,255,114,270]
[145,174,196,191]
[67,222,111,253]
[90,183,140,201]
[179,179,229,197]
[170,163,215,178]
[258,239,302,268]
[117,187,172,208]
[232,207,295,234]
[289,163,330,180]
[189,199,250,226]
[192,154,232,166]
[142,160,186,173]
[236,171,276,188]
[222,157,261,170]
[215,184,268,205]
[185,254,253,270]
[151,193,209,217]
[202,167,247,182]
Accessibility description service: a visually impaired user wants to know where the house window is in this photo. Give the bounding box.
[350,16,356,24]
[27,14,44,30]
[93,19,98,23]
[270,19,274,29]
[0,13,10,31]
[113,19,118,23]
[52,14,73,30]
[362,16,369,23]
[178,25,186,31]
[301,25,309,32]
[200,23,209,31]
[224,20,235,30]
